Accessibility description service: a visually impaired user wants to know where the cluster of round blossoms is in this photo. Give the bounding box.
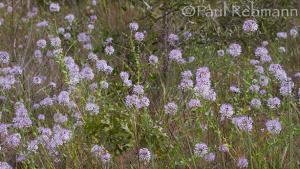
[243,19,258,33]
[91,145,111,164]
[194,143,216,162]
[139,148,151,164]
[0,1,299,167]
[125,84,150,109]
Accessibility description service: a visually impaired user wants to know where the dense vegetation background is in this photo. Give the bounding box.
[0,0,299,168]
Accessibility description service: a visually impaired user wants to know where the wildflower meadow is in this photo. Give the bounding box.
[0,0,299,169]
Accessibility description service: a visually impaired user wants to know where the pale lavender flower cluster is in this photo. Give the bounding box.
[49,3,60,12]
[134,32,145,41]
[279,80,294,96]
[269,64,294,96]
[5,133,21,148]
[219,144,229,153]
[133,85,144,95]
[0,51,10,64]
[232,116,253,132]
[36,39,47,48]
[219,103,234,121]
[261,41,269,46]
[265,119,282,135]
[227,43,242,57]
[139,148,151,164]
[194,67,216,101]
[237,157,248,168]
[254,65,264,74]
[32,75,46,85]
[106,37,113,44]
[277,32,287,39]
[54,125,72,146]
[80,65,94,80]
[230,85,240,93]
[53,113,68,124]
[0,75,16,90]
[125,94,150,109]
[181,70,193,80]
[36,20,48,28]
[0,162,13,169]
[77,32,91,44]
[37,125,72,157]
[83,43,92,50]
[105,45,114,55]
[38,114,45,120]
[267,97,281,109]
[100,81,109,89]
[57,91,70,105]
[168,33,179,45]
[250,59,260,65]
[129,22,139,31]
[64,57,80,85]
[194,142,215,162]
[13,101,32,128]
[194,143,208,157]
[260,54,272,63]
[164,102,177,115]
[188,56,195,63]
[65,14,75,24]
[178,70,193,91]
[289,28,298,38]
[183,31,192,40]
[249,84,260,93]
[85,102,100,115]
[91,0,97,6]
[169,49,185,63]
[217,49,225,57]
[259,75,269,86]
[89,82,98,91]
[39,97,56,106]
[64,33,71,40]
[90,15,97,21]
[25,7,39,20]
[50,37,61,48]
[0,66,22,75]
[120,71,132,87]
[91,144,105,157]
[0,124,9,137]
[188,99,201,109]
[58,27,65,34]
[250,98,261,109]
[96,59,113,74]
[101,152,111,164]
[87,24,94,32]
[243,19,258,33]
[27,139,39,152]
[148,55,158,65]
[125,84,150,109]
[88,52,98,60]
[204,152,216,162]
[254,46,272,63]
[73,112,83,127]
[91,144,111,163]
[34,49,42,58]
